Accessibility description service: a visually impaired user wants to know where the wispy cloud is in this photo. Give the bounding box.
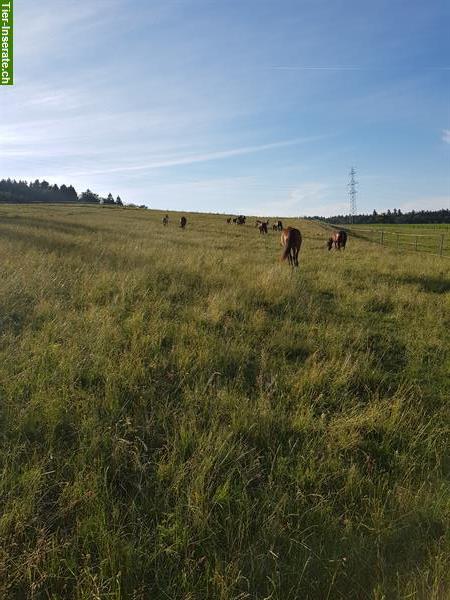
[15,0,189,68]
[442,129,450,144]
[270,66,450,72]
[270,66,365,71]
[15,2,116,61]
[65,137,323,177]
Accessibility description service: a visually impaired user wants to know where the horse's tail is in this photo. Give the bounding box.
[281,244,291,262]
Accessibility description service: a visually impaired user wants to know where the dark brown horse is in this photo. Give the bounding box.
[226,217,232,224]
[180,216,187,229]
[162,214,169,226]
[277,220,283,231]
[327,230,347,250]
[281,227,302,267]
[258,221,268,234]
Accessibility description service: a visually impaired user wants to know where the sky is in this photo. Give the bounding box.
[1,0,449,216]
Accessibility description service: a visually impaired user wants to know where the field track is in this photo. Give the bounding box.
[0,204,449,599]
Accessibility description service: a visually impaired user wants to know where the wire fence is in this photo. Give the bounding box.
[324,224,450,258]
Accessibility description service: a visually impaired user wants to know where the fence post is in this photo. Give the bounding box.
[380,230,384,245]
[439,234,444,256]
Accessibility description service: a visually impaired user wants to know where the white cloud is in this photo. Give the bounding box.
[442,129,450,144]
[51,137,321,177]
[269,65,364,71]
[15,5,103,62]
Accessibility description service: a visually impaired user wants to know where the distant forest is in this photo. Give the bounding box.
[0,179,123,206]
[308,208,450,225]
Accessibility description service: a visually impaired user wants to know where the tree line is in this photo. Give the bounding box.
[307,208,450,225]
[0,179,123,206]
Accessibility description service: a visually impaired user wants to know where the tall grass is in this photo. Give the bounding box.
[0,204,449,599]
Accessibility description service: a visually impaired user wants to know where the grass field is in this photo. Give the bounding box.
[326,223,450,258]
[0,203,449,599]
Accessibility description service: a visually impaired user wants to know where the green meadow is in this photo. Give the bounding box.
[338,223,450,258]
[0,204,449,599]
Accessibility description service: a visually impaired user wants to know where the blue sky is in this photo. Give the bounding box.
[1,0,449,216]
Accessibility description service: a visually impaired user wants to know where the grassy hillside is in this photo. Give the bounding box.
[0,204,449,599]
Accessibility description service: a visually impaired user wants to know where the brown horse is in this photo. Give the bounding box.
[180,216,187,229]
[258,220,269,234]
[281,227,302,267]
[277,220,283,231]
[162,215,169,226]
[327,230,347,250]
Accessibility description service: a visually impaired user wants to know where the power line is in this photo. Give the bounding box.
[348,167,358,224]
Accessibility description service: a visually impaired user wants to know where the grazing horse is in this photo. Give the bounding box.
[255,219,269,233]
[180,216,187,229]
[277,220,283,231]
[327,230,347,250]
[162,214,169,226]
[258,221,268,234]
[236,215,246,225]
[227,217,232,224]
[272,224,278,231]
[281,227,302,267]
